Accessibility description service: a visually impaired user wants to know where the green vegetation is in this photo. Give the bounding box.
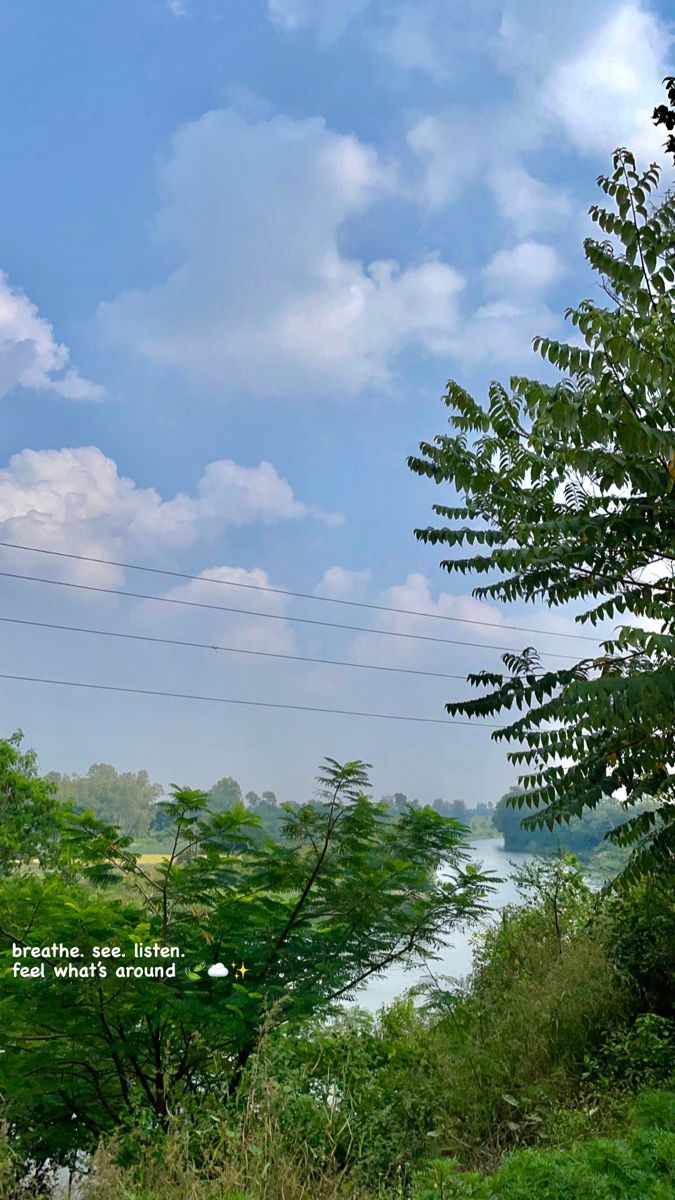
[409,149,675,880]
[45,757,496,852]
[412,1094,675,1200]
[63,1092,675,1200]
[2,128,675,1198]
[50,761,163,839]
[0,735,674,1197]
[492,790,642,874]
[0,750,491,1177]
[0,732,61,876]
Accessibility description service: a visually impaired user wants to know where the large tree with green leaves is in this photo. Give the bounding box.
[0,732,62,875]
[408,147,675,881]
[208,774,243,812]
[0,757,491,1168]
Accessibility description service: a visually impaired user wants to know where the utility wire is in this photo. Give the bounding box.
[0,615,470,680]
[0,539,598,643]
[0,571,583,660]
[0,672,500,727]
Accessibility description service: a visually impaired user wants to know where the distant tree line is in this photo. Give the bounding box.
[46,757,632,859]
[45,761,498,848]
[493,788,635,858]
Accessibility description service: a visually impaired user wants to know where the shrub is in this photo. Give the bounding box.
[411,1088,675,1199]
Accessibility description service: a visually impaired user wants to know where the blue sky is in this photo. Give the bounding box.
[0,0,670,804]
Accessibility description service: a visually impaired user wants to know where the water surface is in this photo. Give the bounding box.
[358,837,533,1011]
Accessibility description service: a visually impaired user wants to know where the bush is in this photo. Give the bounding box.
[60,861,675,1196]
[411,1089,675,1199]
[604,874,675,1019]
[246,860,626,1184]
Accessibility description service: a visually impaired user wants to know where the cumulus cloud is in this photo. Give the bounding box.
[544,3,668,159]
[0,446,337,586]
[0,272,103,402]
[455,242,563,367]
[345,571,598,674]
[407,113,482,210]
[346,572,524,669]
[407,102,544,211]
[496,0,669,162]
[165,0,187,14]
[457,298,559,368]
[488,166,572,237]
[101,107,464,397]
[410,2,669,215]
[148,566,298,655]
[314,565,372,599]
[482,242,564,295]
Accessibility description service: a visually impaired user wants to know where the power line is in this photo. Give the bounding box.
[0,615,470,681]
[0,571,582,661]
[0,672,500,727]
[0,539,598,643]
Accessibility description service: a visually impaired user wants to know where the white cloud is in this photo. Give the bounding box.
[457,299,559,368]
[545,3,669,160]
[165,0,187,14]
[186,458,342,528]
[0,446,337,586]
[483,241,564,295]
[407,102,544,211]
[267,0,369,42]
[488,166,572,237]
[348,572,521,668]
[407,112,486,210]
[150,566,297,655]
[101,107,464,397]
[410,2,669,216]
[0,272,103,402]
[406,3,669,368]
[314,565,372,599]
[455,242,563,366]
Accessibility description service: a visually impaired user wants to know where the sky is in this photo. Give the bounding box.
[0,0,671,805]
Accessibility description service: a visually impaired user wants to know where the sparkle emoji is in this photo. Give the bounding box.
[235,961,249,979]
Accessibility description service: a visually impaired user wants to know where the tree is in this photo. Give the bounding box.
[409,147,675,881]
[0,757,492,1167]
[0,732,61,874]
[52,763,163,840]
[245,790,261,806]
[432,798,469,820]
[261,790,277,805]
[208,775,242,812]
[653,75,675,161]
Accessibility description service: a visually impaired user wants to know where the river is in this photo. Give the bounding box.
[359,837,533,1011]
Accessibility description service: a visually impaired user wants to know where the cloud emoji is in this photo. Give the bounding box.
[207,962,229,978]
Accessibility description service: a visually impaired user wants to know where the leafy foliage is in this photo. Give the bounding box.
[408,148,675,881]
[66,1090,675,1200]
[244,859,627,1186]
[0,731,62,875]
[0,757,491,1167]
[653,75,675,162]
[493,789,634,863]
[604,870,675,1018]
